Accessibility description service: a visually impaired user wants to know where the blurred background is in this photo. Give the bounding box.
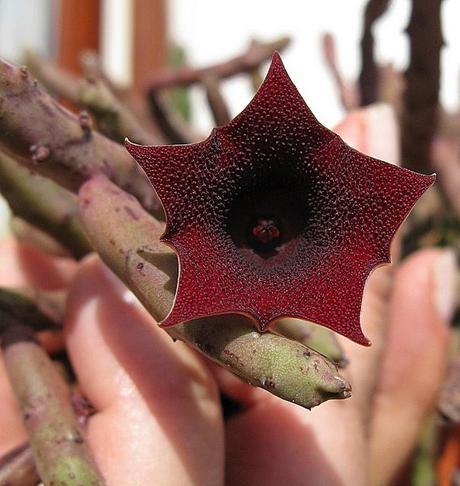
[1,0,460,128]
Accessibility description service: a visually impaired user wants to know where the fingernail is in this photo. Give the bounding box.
[434,249,457,323]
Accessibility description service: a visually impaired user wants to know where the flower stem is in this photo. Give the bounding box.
[275,318,348,368]
[79,175,352,409]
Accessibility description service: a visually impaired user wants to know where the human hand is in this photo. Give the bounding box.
[0,234,454,486]
[0,107,455,486]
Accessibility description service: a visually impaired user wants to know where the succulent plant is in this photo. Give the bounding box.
[127,53,434,346]
[0,36,440,485]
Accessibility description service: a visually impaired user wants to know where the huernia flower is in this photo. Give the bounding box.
[127,53,434,345]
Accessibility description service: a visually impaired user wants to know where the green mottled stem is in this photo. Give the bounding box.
[0,151,91,258]
[0,57,162,217]
[275,318,348,368]
[0,287,65,331]
[26,51,162,146]
[79,175,351,409]
[0,443,39,486]
[0,314,105,486]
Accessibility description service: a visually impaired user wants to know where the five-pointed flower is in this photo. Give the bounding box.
[126,53,434,345]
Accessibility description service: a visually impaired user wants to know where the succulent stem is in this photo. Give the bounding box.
[0,57,162,217]
[402,0,443,171]
[0,287,65,331]
[25,50,162,146]
[148,37,290,90]
[79,175,352,409]
[0,313,105,485]
[358,0,391,106]
[202,75,231,126]
[275,318,348,368]
[0,151,91,258]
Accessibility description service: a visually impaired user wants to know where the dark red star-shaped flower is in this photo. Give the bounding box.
[126,53,434,345]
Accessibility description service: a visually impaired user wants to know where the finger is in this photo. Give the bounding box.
[369,249,455,484]
[226,388,368,485]
[0,237,77,290]
[65,256,224,486]
[334,103,401,421]
[0,356,27,456]
[337,246,395,423]
[0,237,77,457]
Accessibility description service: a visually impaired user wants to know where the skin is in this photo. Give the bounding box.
[0,111,453,485]
[0,239,451,486]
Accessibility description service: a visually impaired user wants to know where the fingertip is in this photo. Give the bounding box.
[369,248,455,483]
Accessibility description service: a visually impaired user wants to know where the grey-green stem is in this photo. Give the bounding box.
[0,313,105,485]
[79,175,352,409]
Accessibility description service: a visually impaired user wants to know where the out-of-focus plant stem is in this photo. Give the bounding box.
[0,151,91,258]
[148,37,290,90]
[0,313,105,485]
[358,0,391,106]
[401,0,443,172]
[0,57,162,217]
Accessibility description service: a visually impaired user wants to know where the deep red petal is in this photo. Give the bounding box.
[126,54,435,345]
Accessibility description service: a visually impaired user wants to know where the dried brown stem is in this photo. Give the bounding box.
[26,51,161,145]
[147,90,198,144]
[0,151,91,258]
[202,75,231,126]
[401,0,443,171]
[148,36,290,90]
[359,0,391,106]
[431,137,460,218]
[0,57,162,217]
[0,314,105,485]
[321,33,359,111]
[0,443,38,486]
[79,176,351,409]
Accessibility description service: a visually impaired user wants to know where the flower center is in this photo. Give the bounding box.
[250,217,281,250]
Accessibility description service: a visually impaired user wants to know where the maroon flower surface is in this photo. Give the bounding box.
[126,53,434,345]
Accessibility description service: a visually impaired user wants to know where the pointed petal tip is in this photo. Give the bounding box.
[125,138,142,158]
[268,51,287,75]
[416,171,437,195]
[271,51,283,64]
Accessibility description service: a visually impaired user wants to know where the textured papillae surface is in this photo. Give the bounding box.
[127,53,434,345]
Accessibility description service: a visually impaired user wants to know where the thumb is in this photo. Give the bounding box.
[369,248,456,484]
